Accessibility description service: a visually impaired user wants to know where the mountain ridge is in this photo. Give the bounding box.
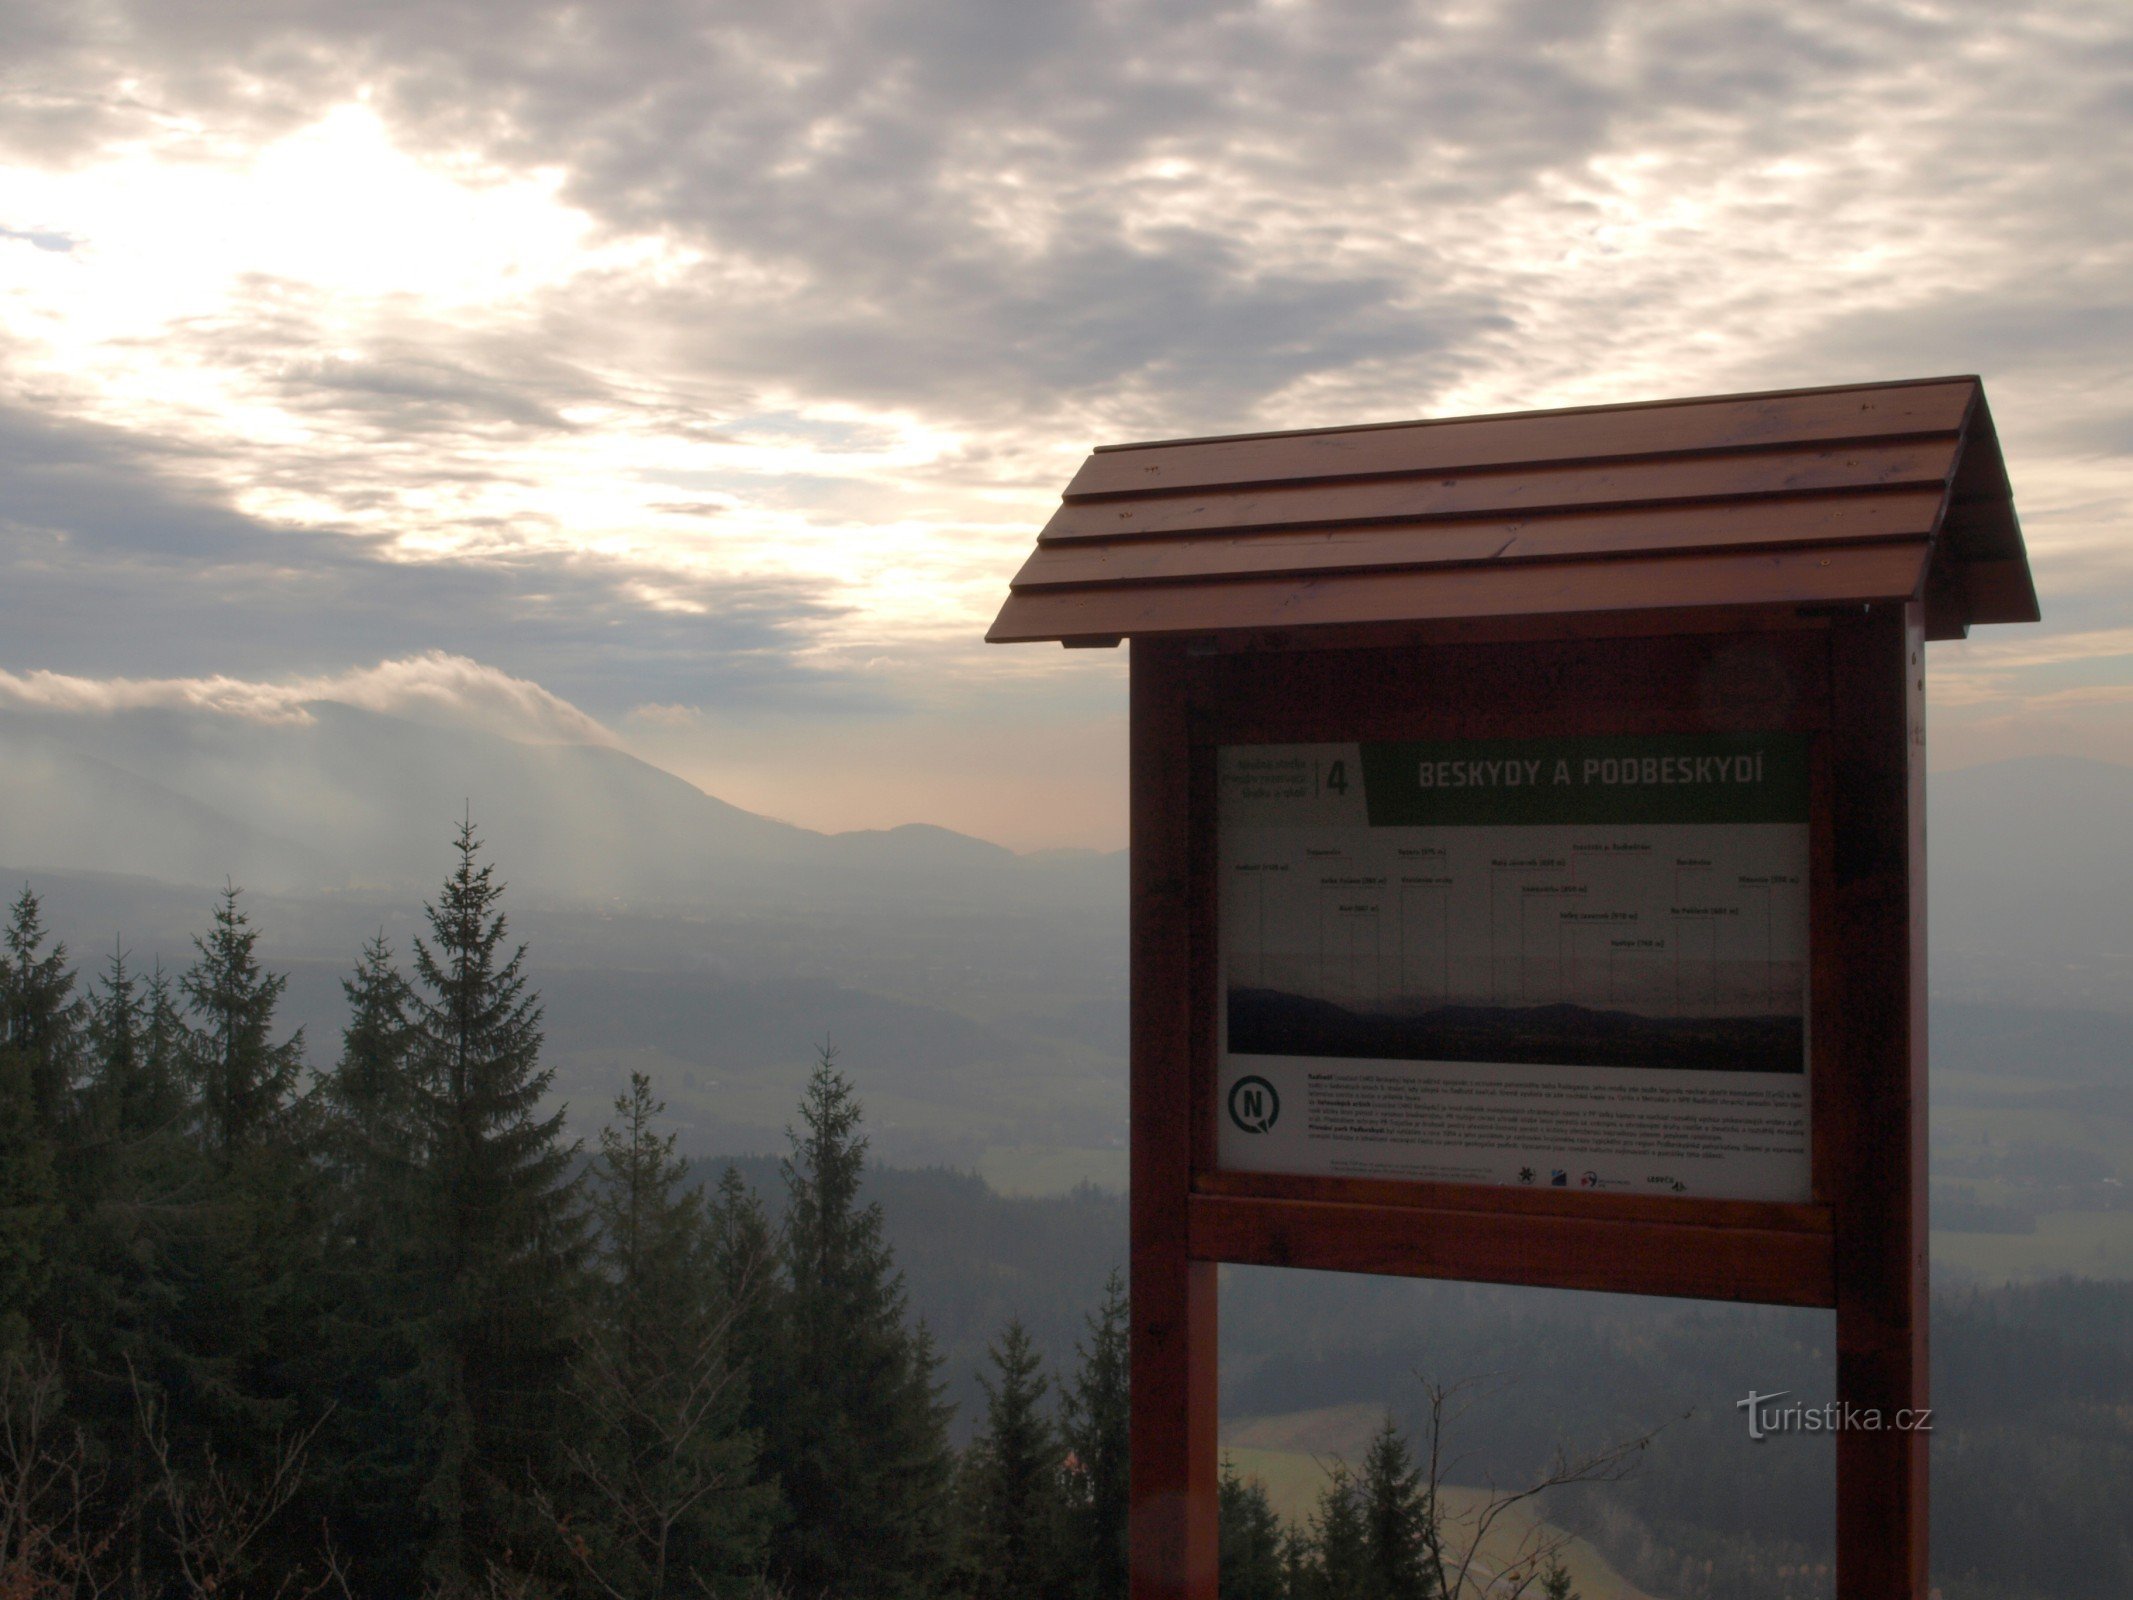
[0,699,1123,910]
[2,702,2124,1009]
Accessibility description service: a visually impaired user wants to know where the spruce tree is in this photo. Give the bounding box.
[1216,1461,1285,1600]
[179,886,304,1163]
[141,962,187,1114]
[320,931,423,1295]
[1307,1463,1368,1600]
[3,885,83,1136]
[0,888,81,1355]
[111,894,321,1593]
[961,1319,1066,1600]
[1357,1415,1435,1599]
[765,1047,953,1600]
[0,1020,57,1360]
[570,1072,771,1597]
[1059,1269,1129,1600]
[1540,1554,1578,1600]
[327,933,421,1168]
[407,821,587,1590]
[84,942,185,1144]
[707,1162,782,1412]
[309,934,429,1592]
[64,943,184,1337]
[58,951,204,1591]
[1278,1522,1314,1600]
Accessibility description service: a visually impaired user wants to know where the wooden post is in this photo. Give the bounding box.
[1129,640,1219,1600]
[1829,602,1930,1597]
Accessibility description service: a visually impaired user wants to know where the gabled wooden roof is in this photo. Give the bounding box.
[986,376,2036,646]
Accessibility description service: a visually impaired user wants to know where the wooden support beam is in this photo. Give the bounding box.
[1829,604,1931,1598]
[1129,641,1219,1600]
[1186,1192,1836,1307]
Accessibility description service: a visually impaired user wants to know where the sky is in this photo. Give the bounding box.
[2,0,2130,851]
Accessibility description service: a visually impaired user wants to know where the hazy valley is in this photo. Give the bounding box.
[7,697,2133,1598]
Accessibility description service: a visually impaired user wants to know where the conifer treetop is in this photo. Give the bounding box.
[180,883,303,1158]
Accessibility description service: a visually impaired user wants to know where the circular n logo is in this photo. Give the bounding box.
[1228,1075,1280,1134]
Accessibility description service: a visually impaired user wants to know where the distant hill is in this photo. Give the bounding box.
[0,701,1125,911]
[5,712,2128,1177]
[0,719,333,888]
[2,702,2122,1001]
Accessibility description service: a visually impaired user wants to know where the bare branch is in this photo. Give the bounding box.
[0,1343,135,1599]
[1405,1370,1670,1600]
[125,1355,331,1600]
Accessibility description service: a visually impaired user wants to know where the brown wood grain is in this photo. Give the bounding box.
[1187,744,1219,1180]
[1959,557,2042,626]
[1065,380,1976,499]
[1184,628,1834,746]
[1809,731,1841,1209]
[1943,388,2015,556]
[1192,1169,1831,1234]
[1186,1193,1837,1306]
[986,542,1930,643]
[1043,441,1954,542]
[1117,612,1948,1594]
[1827,605,1930,1598]
[1129,642,1219,1600]
[1013,491,1946,591]
[1188,603,1833,656]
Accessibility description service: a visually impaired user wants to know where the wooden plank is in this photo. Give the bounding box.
[1941,495,2024,563]
[1945,389,2013,541]
[1187,746,1220,1181]
[987,543,1930,643]
[1827,605,1930,1598]
[1186,1192,1836,1307]
[1013,491,1945,591]
[1128,642,1219,1600]
[1065,381,1976,499]
[1192,1169,1830,1234]
[1503,492,1941,563]
[1044,441,1954,541]
[1191,603,1831,656]
[1960,557,2041,627]
[1809,728,1841,1208]
[1018,521,1519,588]
[1923,559,1970,641]
[1189,628,1834,747]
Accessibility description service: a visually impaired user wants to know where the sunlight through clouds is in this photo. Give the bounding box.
[2,0,2131,843]
[0,96,1033,656]
[0,101,606,333]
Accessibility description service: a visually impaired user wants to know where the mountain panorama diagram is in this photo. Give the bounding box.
[1222,735,1808,1071]
[1214,734,1813,1201]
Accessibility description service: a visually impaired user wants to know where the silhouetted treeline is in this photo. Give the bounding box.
[0,830,1136,1599]
[8,829,2132,1600]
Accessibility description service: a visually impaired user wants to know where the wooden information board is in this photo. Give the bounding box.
[1216,731,1812,1203]
[988,378,2039,1600]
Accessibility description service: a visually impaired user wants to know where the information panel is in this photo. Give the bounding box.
[1216,734,1812,1202]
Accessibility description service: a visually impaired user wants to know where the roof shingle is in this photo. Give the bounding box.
[987,376,2035,646]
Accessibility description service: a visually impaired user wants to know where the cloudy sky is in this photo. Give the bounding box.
[2,0,2129,849]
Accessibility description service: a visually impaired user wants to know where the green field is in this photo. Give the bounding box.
[1930,1065,2133,1280]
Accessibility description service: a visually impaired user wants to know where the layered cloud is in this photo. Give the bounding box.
[2,0,2131,841]
[0,652,619,746]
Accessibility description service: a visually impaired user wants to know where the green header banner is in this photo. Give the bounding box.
[1358,732,1810,827]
